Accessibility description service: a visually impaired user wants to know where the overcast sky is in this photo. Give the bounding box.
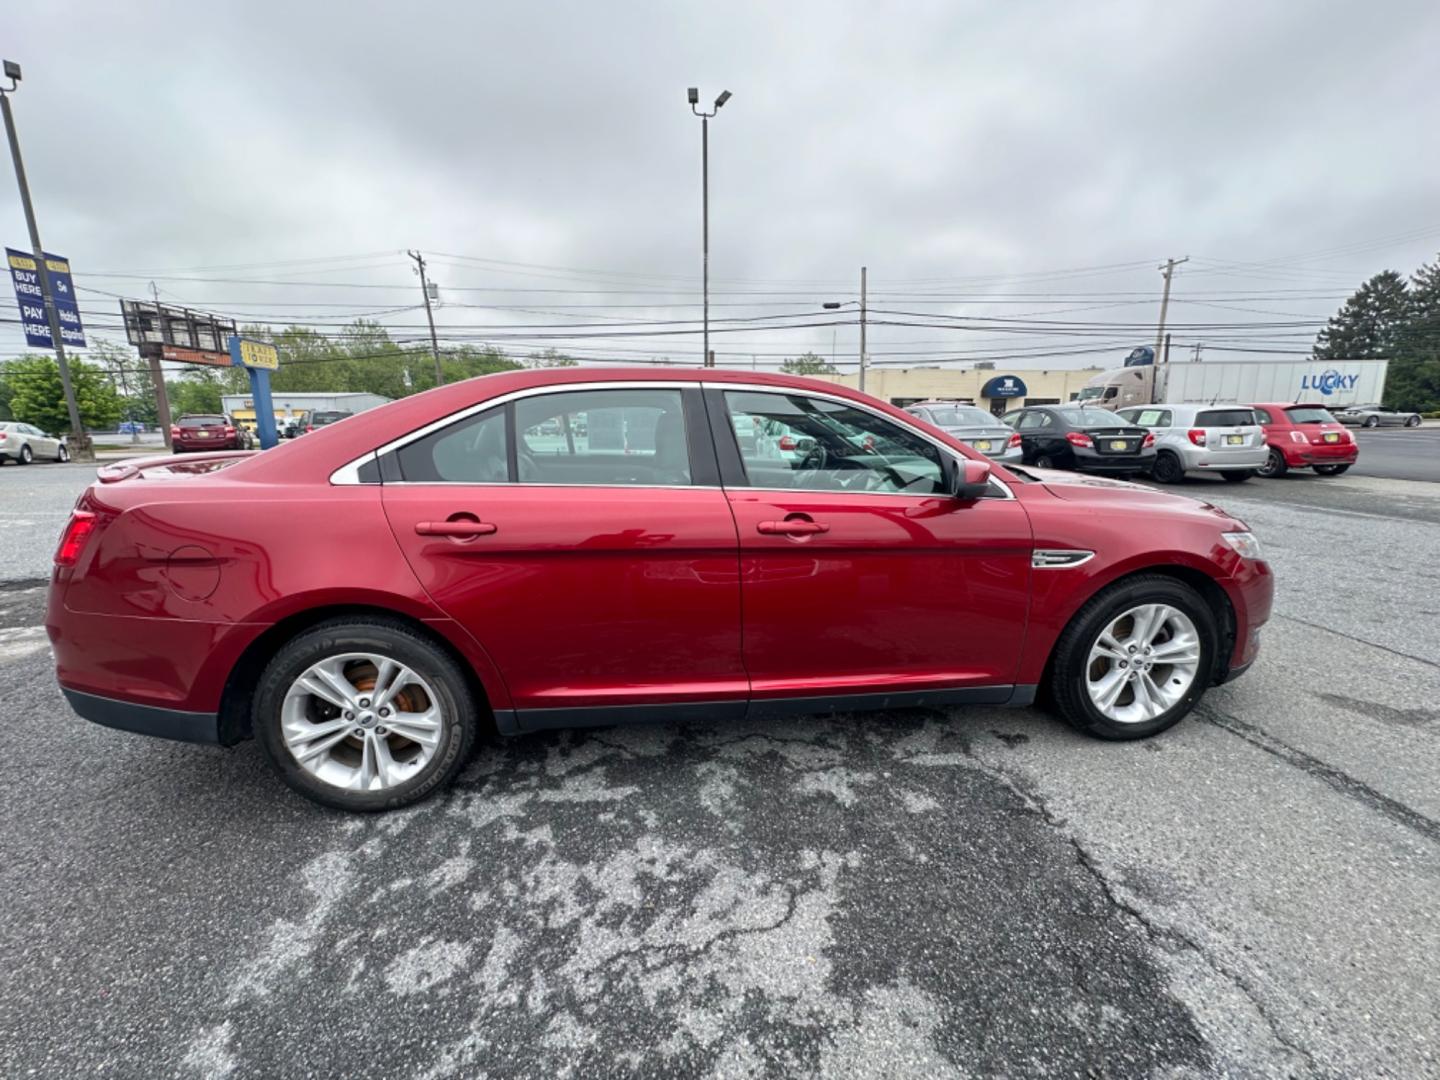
[5,0,1440,372]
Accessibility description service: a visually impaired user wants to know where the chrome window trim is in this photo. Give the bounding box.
[331,378,1015,500]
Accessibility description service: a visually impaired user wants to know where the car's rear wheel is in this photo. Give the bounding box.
[1050,575,1217,740]
[1405,415,1422,427]
[254,618,477,811]
[1256,448,1287,478]
[1150,451,1184,483]
[1034,453,1059,469]
[1220,469,1253,483]
[19,444,32,465]
[1313,463,1350,476]
[1364,415,1379,427]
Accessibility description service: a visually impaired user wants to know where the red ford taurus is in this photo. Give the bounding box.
[47,368,1272,810]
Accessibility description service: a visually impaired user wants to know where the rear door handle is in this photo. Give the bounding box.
[415,521,498,537]
[756,520,829,536]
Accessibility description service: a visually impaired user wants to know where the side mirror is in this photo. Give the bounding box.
[947,457,992,501]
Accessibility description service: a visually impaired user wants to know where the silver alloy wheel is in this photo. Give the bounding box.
[1085,603,1202,724]
[280,652,445,792]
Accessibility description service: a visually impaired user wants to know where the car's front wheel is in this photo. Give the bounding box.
[1050,575,1217,740]
[254,618,478,811]
[1256,448,1287,478]
[56,444,69,462]
[1364,415,1379,428]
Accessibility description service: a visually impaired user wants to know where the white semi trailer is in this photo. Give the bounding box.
[1077,358,1389,410]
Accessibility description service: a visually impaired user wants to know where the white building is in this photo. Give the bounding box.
[220,391,391,428]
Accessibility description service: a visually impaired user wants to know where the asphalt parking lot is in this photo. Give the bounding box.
[1,461,1438,1078]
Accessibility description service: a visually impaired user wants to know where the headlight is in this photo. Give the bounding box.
[1221,531,1264,561]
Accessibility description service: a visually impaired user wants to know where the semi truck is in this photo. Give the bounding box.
[1077,354,1388,410]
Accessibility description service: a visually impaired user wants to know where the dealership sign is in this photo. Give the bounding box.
[7,247,86,348]
[981,374,1029,399]
[1300,368,1361,396]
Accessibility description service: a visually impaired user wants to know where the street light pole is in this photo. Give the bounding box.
[689,87,731,367]
[1,60,91,460]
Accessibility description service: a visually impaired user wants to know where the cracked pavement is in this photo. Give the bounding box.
[1,468,1438,1078]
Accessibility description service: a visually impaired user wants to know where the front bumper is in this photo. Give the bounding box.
[63,688,221,744]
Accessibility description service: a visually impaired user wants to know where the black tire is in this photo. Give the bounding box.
[1050,574,1219,741]
[1406,415,1422,427]
[1220,469,1253,483]
[1034,453,1059,469]
[18,444,32,465]
[1313,463,1350,476]
[254,618,478,811]
[1364,415,1379,428]
[1150,451,1184,484]
[57,444,69,463]
[1256,448,1288,478]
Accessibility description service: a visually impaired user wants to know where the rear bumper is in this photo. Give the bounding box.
[173,437,240,452]
[1277,443,1357,466]
[1178,447,1269,471]
[1073,449,1155,473]
[63,688,221,744]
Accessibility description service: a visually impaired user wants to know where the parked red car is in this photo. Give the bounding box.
[1249,402,1357,477]
[170,413,247,453]
[47,369,1272,810]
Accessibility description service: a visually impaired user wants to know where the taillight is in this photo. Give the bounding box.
[1142,432,1156,448]
[1065,432,1093,448]
[778,435,797,451]
[224,425,236,437]
[170,425,180,438]
[1289,431,1308,444]
[1187,429,1207,446]
[1006,432,1021,448]
[55,510,97,567]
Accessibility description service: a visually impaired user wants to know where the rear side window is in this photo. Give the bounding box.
[514,388,692,486]
[1197,409,1256,426]
[396,406,509,483]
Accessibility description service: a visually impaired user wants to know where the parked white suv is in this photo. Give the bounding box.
[1114,403,1267,483]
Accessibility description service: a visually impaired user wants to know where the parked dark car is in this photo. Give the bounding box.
[171,414,249,453]
[1004,405,1156,476]
[305,410,353,434]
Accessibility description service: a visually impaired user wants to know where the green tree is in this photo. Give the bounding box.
[166,377,224,416]
[1313,271,1410,361]
[2,355,121,432]
[525,348,579,368]
[1386,254,1440,411]
[780,352,839,375]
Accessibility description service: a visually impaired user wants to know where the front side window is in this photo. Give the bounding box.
[724,391,944,495]
[515,388,691,486]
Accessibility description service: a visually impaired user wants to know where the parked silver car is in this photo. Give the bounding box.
[0,421,69,464]
[1332,403,1423,428]
[1114,403,1266,483]
[904,401,1022,462]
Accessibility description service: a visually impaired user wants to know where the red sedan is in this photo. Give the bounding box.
[1251,402,1357,478]
[47,369,1272,811]
[170,413,247,453]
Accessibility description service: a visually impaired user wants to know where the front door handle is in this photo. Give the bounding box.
[415,521,498,537]
[757,520,830,536]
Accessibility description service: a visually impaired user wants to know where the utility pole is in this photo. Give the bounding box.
[148,281,174,448]
[1,60,92,460]
[859,266,868,394]
[1192,342,1204,362]
[1154,256,1189,365]
[407,251,444,386]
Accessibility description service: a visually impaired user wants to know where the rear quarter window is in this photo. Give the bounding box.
[1197,409,1256,426]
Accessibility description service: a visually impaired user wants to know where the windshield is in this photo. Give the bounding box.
[1196,409,1256,427]
[926,406,996,427]
[1076,386,1104,402]
[1286,406,1338,424]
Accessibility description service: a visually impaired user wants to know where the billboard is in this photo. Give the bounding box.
[7,247,86,349]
